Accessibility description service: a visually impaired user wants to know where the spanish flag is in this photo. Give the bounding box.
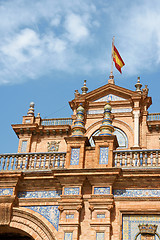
[113,46,125,73]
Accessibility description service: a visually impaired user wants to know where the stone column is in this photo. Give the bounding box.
[133,110,140,148]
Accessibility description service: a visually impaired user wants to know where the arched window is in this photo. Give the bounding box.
[89,127,128,149]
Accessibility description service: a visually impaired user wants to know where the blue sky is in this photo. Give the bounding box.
[1,0,160,153]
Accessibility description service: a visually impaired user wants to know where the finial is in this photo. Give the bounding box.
[74,90,81,99]
[27,102,35,116]
[37,113,40,117]
[135,76,142,92]
[81,80,88,94]
[99,101,114,136]
[108,73,115,84]
[71,104,86,137]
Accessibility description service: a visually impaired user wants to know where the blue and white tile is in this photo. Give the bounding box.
[18,190,62,198]
[64,232,73,240]
[64,187,80,195]
[94,187,110,195]
[0,188,13,196]
[25,205,59,230]
[113,189,160,198]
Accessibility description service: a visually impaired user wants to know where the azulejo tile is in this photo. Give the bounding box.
[113,189,160,198]
[64,187,80,195]
[97,214,105,219]
[18,190,62,199]
[96,232,105,240]
[70,148,80,165]
[66,214,74,219]
[99,147,108,164]
[0,188,13,196]
[25,205,59,230]
[64,232,73,240]
[123,215,160,240]
[94,187,110,195]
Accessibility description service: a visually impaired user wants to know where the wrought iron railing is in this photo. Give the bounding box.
[114,149,160,167]
[0,152,66,171]
[147,113,160,121]
[41,118,72,126]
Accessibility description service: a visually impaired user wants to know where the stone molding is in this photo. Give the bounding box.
[10,207,57,240]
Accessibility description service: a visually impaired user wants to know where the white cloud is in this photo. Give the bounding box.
[1,0,160,85]
[64,13,89,43]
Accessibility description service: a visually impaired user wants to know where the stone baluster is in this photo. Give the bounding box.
[145,152,147,166]
[11,155,15,170]
[24,155,28,169]
[150,152,153,166]
[6,156,10,170]
[34,154,37,169]
[156,151,159,166]
[43,154,46,169]
[120,153,122,166]
[2,156,6,170]
[130,152,133,166]
[62,154,65,168]
[125,152,127,166]
[115,153,117,167]
[48,154,51,168]
[140,152,143,166]
[29,155,32,169]
[53,154,56,168]
[57,154,60,167]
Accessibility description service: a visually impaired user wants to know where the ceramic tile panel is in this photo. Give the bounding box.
[18,190,62,198]
[123,215,160,240]
[96,232,105,240]
[94,94,126,102]
[21,140,27,152]
[70,148,80,165]
[64,187,80,195]
[99,147,108,164]
[97,214,105,219]
[0,188,13,196]
[114,189,160,197]
[25,205,59,230]
[64,232,73,240]
[66,214,74,219]
[94,187,110,195]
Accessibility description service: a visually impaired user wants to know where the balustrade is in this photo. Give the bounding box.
[1,149,160,171]
[41,118,72,126]
[114,149,160,167]
[147,113,160,121]
[0,152,66,171]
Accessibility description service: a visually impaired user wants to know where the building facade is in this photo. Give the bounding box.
[0,76,160,240]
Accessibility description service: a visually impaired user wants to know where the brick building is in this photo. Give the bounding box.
[0,76,160,240]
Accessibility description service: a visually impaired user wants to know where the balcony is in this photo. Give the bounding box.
[1,149,160,172]
[41,118,72,126]
[114,149,160,167]
[0,152,66,171]
[147,113,160,121]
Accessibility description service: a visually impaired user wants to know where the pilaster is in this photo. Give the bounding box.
[65,137,89,169]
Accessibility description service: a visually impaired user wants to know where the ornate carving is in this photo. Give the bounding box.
[47,141,60,152]
[89,205,94,211]
[138,224,157,235]
[0,203,12,225]
[76,205,82,212]
[58,206,64,212]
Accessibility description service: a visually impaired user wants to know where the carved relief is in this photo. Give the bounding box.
[47,141,60,152]
[0,203,12,225]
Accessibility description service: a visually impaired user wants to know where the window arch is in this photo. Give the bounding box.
[89,127,128,149]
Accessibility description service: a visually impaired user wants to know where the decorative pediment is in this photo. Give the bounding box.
[94,94,126,102]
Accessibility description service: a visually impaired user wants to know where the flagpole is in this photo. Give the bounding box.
[108,36,115,84]
[110,36,115,77]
